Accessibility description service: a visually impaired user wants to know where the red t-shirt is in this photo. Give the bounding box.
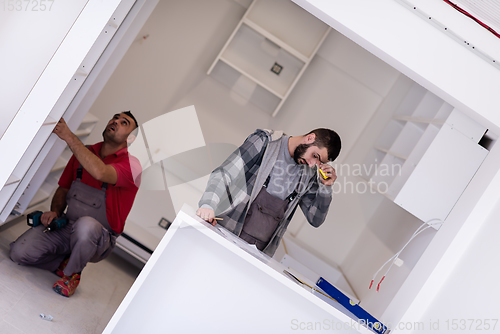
[58,142,141,234]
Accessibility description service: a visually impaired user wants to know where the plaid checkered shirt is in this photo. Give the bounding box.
[199,129,333,256]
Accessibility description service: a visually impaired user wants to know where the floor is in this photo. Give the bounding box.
[0,216,142,334]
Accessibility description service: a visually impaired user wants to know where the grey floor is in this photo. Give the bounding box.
[0,216,142,334]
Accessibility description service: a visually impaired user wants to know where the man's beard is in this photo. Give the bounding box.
[102,128,120,144]
[293,143,312,165]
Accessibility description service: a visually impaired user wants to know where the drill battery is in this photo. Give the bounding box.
[27,211,68,232]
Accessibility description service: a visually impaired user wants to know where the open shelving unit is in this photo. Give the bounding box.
[207,0,330,116]
[361,83,489,225]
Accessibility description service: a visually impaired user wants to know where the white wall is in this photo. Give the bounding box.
[416,196,500,334]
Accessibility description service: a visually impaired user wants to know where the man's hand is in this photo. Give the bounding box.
[196,208,216,226]
[41,211,58,227]
[52,118,76,144]
[319,163,337,186]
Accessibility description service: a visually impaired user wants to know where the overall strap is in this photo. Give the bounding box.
[76,165,83,180]
[78,147,108,191]
[263,174,298,203]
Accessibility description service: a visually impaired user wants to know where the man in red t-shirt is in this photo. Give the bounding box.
[10,111,141,297]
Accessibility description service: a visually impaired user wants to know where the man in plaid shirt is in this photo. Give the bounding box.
[197,128,341,257]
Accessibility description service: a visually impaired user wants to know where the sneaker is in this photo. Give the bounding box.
[54,257,70,278]
[53,273,81,297]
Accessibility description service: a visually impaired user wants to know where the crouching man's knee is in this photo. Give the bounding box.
[9,239,32,265]
[72,216,103,242]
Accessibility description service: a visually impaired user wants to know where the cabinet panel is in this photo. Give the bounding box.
[394,124,488,222]
[363,81,489,226]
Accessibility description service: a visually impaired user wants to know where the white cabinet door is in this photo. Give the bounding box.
[395,123,488,223]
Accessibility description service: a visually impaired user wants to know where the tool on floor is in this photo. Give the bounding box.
[27,211,68,232]
[39,313,53,321]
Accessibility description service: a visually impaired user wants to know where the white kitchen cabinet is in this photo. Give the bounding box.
[361,83,489,225]
[104,205,374,334]
[207,0,330,116]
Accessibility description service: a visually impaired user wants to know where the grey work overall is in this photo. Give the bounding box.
[10,165,117,276]
[239,175,297,251]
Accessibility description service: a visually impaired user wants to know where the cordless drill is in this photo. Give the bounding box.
[27,211,68,232]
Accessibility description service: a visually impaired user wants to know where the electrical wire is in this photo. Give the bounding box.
[443,0,500,39]
[369,218,443,292]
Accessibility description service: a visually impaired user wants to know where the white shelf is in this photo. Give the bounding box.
[436,102,454,120]
[395,83,427,117]
[27,188,51,209]
[207,0,329,116]
[370,153,405,192]
[43,116,58,126]
[51,156,68,172]
[245,0,330,58]
[242,19,308,63]
[361,148,386,180]
[374,146,408,160]
[77,112,99,132]
[412,91,445,119]
[376,119,405,151]
[211,60,282,113]
[75,113,99,137]
[219,57,285,99]
[364,82,488,224]
[74,128,94,137]
[389,121,426,158]
[221,24,304,98]
[5,175,21,186]
[393,115,446,124]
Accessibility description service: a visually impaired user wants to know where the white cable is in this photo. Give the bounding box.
[369,219,443,291]
[370,220,432,284]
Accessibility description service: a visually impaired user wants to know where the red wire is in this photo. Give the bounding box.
[377,276,385,292]
[443,0,500,39]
